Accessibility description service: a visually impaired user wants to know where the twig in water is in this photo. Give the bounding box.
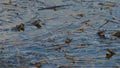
[98,18,120,29]
[38,4,72,10]
[98,19,109,29]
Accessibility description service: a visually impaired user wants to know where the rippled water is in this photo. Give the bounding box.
[0,0,120,68]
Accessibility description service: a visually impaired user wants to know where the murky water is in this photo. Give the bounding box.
[0,0,120,68]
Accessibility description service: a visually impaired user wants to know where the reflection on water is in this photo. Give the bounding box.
[0,0,120,68]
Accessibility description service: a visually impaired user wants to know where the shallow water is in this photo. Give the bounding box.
[0,0,120,68]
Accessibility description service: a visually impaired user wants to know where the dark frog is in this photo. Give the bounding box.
[105,49,116,59]
[65,38,72,44]
[112,31,120,37]
[33,19,42,28]
[97,30,106,38]
[12,23,25,31]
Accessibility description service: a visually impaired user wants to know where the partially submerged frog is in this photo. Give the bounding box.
[97,30,106,38]
[105,49,116,59]
[112,31,120,37]
[65,38,72,44]
[33,19,42,28]
[12,23,25,31]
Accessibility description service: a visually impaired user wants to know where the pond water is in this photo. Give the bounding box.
[0,0,120,68]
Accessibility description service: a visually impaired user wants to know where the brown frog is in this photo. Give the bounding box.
[12,23,25,31]
[65,38,72,44]
[105,49,116,59]
[112,31,120,37]
[97,30,106,38]
[33,19,42,28]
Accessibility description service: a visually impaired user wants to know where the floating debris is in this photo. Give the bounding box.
[98,2,104,5]
[81,20,94,28]
[64,53,74,59]
[35,62,42,68]
[97,30,106,38]
[58,66,73,68]
[51,44,60,46]
[2,8,16,11]
[104,3,116,7]
[39,58,47,64]
[65,38,72,44]
[52,46,62,51]
[1,0,17,6]
[17,66,29,68]
[12,23,25,31]
[35,58,47,68]
[98,3,116,7]
[112,31,120,37]
[33,19,42,28]
[11,42,28,46]
[47,44,63,52]
[76,28,85,32]
[105,49,116,59]
[76,13,84,17]
[80,44,86,46]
